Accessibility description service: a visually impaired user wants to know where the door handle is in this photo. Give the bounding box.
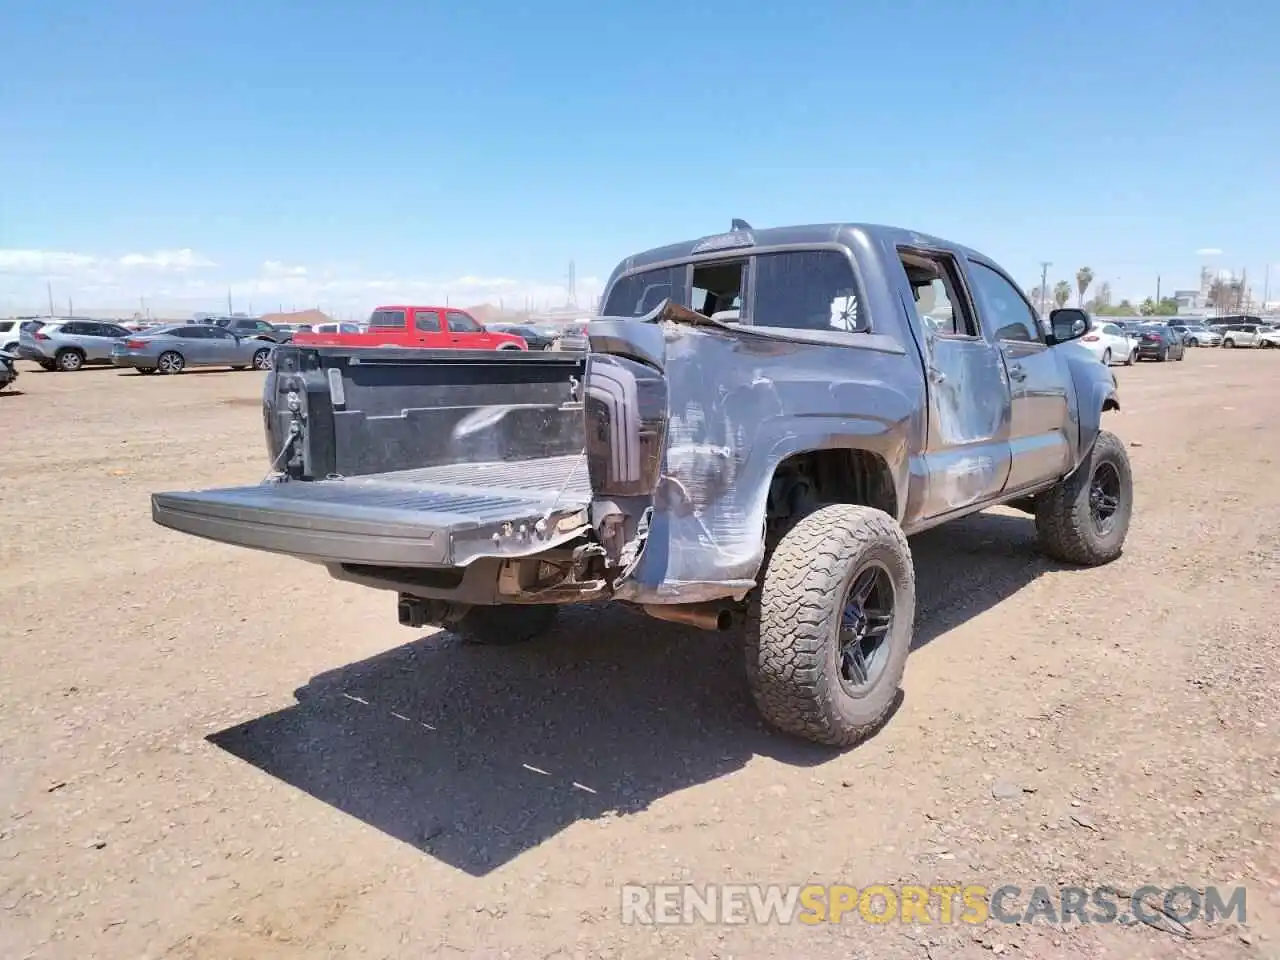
[1008,363,1027,381]
[928,367,947,384]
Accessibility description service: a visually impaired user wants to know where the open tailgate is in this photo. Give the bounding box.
[152,455,593,567]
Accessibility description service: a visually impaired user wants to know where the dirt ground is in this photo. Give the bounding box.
[1,349,1278,960]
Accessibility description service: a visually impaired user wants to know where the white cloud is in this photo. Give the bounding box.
[0,246,603,317]
[1195,247,1223,257]
[118,248,216,270]
[0,249,101,275]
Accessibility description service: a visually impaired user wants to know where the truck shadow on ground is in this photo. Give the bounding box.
[209,508,1063,876]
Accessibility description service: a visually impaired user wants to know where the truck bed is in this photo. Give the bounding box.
[151,344,598,568]
[153,453,593,567]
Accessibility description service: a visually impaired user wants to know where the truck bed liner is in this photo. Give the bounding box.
[152,453,591,568]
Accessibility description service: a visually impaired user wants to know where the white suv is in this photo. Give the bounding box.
[1221,322,1275,349]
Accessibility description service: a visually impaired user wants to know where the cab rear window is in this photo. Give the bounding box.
[368,310,406,329]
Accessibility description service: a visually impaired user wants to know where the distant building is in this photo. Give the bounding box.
[1173,289,1206,311]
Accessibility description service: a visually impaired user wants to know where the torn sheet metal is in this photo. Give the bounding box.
[608,318,919,605]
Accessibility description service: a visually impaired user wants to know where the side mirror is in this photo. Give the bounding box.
[1049,308,1089,343]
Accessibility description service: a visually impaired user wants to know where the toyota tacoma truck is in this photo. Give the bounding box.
[152,221,1132,747]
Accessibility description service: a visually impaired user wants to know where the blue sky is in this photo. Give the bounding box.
[2,0,1278,315]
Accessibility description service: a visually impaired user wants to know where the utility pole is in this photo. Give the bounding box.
[1155,275,1161,305]
[68,296,74,316]
[47,282,55,318]
[1039,261,1051,314]
[227,289,233,316]
[1264,263,1271,310]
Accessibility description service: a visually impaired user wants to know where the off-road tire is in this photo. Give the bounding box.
[55,348,84,372]
[1034,429,1133,566]
[452,604,558,645]
[745,503,915,748]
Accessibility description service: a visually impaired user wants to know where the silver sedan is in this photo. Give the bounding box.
[110,324,276,374]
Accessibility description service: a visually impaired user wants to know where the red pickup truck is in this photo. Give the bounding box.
[292,306,527,350]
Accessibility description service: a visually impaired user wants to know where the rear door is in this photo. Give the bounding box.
[59,321,99,357]
[205,326,243,363]
[965,258,1073,492]
[1100,322,1129,361]
[412,309,447,346]
[443,310,489,348]
[895,247,1013,519]
[89,322,130,360]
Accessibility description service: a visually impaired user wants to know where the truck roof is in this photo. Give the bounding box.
[609,222,990,277]
[373,304,466,313]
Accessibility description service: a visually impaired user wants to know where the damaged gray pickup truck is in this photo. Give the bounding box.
[153,222,1132,747]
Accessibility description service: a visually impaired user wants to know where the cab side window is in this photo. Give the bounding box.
[967,262,1043,343]
[898,249,976,337]
[751,250,863,332]
[446,311,481,333]
[414,310,441,332]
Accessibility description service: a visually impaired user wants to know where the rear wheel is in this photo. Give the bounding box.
[745,503,915,747]
[1223,338,1235,349]
[251,348,272,370]
[157,351,185,374]
[1035,430,1133,566]
[136,367,157,375]
[55,348,84,372]
[452,604,559,645]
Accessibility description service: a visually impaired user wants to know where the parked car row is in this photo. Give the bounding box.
[1,306,587,378]
[1075,314,1279,367]
[14,318,279,373]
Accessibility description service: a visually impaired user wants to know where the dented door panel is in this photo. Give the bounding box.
[999,341,1074,491]
[907,333,1013,524]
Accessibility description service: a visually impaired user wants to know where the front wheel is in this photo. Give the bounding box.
[1124,349,1135,366]
[496,342,523,351]
[452,604,559,645]
[1101,349,1112,366]
[1034,430,1133,566]
[745,503,915,747]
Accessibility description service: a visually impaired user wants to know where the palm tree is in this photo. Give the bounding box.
[1075,267,1094,307]
[1053,281,1071,308]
